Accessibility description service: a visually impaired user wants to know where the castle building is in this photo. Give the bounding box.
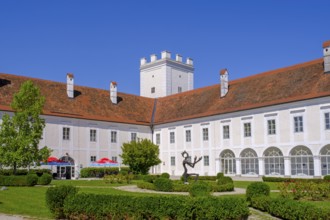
[1,41,330,178]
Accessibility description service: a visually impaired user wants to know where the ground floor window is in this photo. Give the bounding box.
[320,145,330,175]
[290,145,314,176]
[240,148,258,175]
[220,150,236,174]
[264,147,284,175]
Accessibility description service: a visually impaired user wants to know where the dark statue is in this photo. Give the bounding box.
[182,151,202,184]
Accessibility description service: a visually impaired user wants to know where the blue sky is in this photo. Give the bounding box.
[1,1,330,95]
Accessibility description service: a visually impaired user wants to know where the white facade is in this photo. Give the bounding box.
[154,97,330,178]
[140,51,194,98]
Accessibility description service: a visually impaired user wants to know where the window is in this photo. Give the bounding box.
[223,125,230,139]
[90,156,96,162]
[171,156,175,166]
[202,128,209,141]
[170,132,175,144]
[63,127,70,140]
[244,123,251,137]
[204,155,209,166]
[294,116,303,132]
[156,133,160,145]
[267,119,276,135]
[186,130,191,142]
[111,131,117,143]
[151,87,155,93]
[112,156,117,162]
[131,132,137,141]
[90,129,97,142]
[178,86,182,93]
[325,113,330,130]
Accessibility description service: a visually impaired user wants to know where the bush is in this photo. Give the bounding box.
[26,174,38,186]
[189,181,211,197]
[63,193,249,220]
[217,176,233,185]
[142,174,159,183]
[216,172,224,179]
[246,182,270,202]
[37,173,52,185]
[262,176,325,183]
[136,181,156,190]
[154,177,173,192]
[324,175,330,180]
[160,172,170,179]
[80,167,130,178]
[0,169,51,176]
[0,175,34,186]
[46,185,79,219]
[180,175,217,181]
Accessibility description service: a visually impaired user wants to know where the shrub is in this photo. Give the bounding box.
[46,185,79,219]
[63,193,249,220]
[189,181,211,197]
[217,176,233,185]
[154,177,173,192]
[216,172,224,179]
[180,175,217,181]
[80,167,129,178]
[142,174,159,183]
[37,173,52,185]
[263,176,325,183]
[246,182,270,202]
[0,169,51,176]
[26,174,38,186]
[160,172,170,179]
[324,175,330,180]
[136,181,156,190]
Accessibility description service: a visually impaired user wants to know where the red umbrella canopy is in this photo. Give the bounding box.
[97,157,117,163]
[47,157,59,162]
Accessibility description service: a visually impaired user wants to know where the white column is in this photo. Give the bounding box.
[284,157,291,177]
[258,158,264,176]
[215,158,220,174]
[236,158,241,176]
[313,156,321,177]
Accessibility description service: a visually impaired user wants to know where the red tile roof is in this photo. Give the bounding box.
[154,58,330,124]
[220,69,227,75]
[323,40,330,48]
[1,58,329,126]
[0,74,154,125]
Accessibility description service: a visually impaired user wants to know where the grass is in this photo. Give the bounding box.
[0,179,329,219]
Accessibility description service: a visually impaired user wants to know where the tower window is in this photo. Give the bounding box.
[178,87,182,93]
[151,87,155,93]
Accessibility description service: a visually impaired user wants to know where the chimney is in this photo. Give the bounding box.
[140,57,147,66]
[161,51,171,59]
[176,54,182,62]
[220,69,228,98]
[150,54,157,62]
[186,57,193,65]
[110,81,117,104]
[323,40,330,73]
[66,73,74,98]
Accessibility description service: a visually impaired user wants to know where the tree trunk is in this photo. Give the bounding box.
[13,162,17,175]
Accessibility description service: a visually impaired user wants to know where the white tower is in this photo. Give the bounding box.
[140,51,194,98]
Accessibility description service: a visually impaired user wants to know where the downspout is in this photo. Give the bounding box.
[150,98,158,143]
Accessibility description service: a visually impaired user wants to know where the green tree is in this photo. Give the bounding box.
[120,138,161,174]
[0,80,52,174]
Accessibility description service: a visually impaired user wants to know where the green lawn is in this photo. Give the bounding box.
[0,179,328,219]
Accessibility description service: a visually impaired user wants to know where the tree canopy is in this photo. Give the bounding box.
[120,138,161,174]
[0,80,52,174]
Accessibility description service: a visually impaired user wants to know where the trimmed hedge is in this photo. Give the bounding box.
[0,174,38,186]
[250,196,330,220]
[63,193,249,219]
[189,181,211,197]
[246,182,270,202]
[181,175,217,181]
[262,176,325,183]
[0,169,51,177]
[80,167,129,178]
[37,173,52,185]
[324,175,330,180]
[217,176,233,185]
[160,172,170,179]
[154,177,173,192]
[46,185,79,219]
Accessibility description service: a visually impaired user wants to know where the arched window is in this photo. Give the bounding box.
[320,145,330,176]
[220,150,236,174]
[263,147,284,175]
[240,148,258,175]
[290,146,314,176]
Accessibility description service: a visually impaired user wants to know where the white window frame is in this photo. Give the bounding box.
[185,130,191,142]
[202,128,209,141]
[204,155,209,166]
[325,112,330,130]
[178,86,182,93]
[131,132,137,141]
[170,156,175,166]
[156,133,160,145]
[267,119,276,135]
[170,131,175,144]
[294,116,304,133]
[112,156,117,162]
[223,125,230,139]
[63,127,70,140]
[90,156,96,162]
[90,129,97,142]
[244,122,252,137]
[111,130,117,143]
